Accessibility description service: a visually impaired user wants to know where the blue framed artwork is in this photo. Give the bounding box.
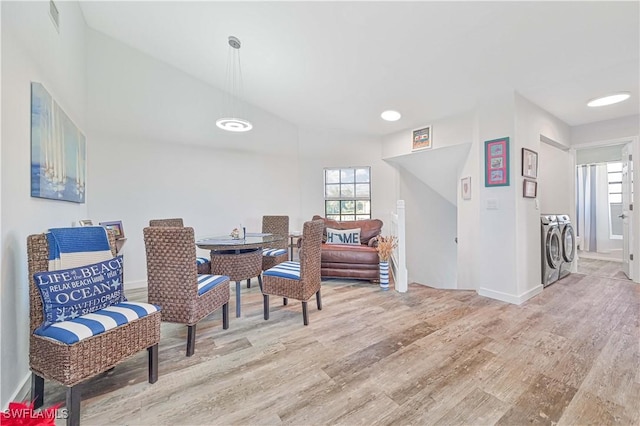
[31,82,86,203]
[484,137,510,187]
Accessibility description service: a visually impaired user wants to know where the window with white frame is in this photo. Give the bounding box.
[607,162,623,238]
[324,167,371,221]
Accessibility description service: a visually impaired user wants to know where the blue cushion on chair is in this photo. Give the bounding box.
[197,274,229,295]
[262,248,287,257]
[34,302,159,345]
[196,257,210,266]
[33,256,126,327]
[263,261,300,280]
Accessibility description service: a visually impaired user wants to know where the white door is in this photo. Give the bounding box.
[621,144,633,279]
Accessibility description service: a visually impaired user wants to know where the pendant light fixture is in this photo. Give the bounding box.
[216,36,253,132]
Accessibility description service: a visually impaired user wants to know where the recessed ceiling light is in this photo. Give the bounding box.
[381,110,401,121]
[587,92,630,107]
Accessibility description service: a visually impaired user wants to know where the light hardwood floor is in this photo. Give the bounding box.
[41,267,639,425]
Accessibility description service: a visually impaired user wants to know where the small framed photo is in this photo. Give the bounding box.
[461,176,471,200]
[99,220,125,239]
[522,148,538,179]
[412,125,432,151]
[78,219,93,227]
[523,179,537,198]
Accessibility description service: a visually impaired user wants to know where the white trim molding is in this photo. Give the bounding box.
[478,284,543,305]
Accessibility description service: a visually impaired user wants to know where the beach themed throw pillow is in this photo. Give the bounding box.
[34,256,126,327]
[325,227,361,245]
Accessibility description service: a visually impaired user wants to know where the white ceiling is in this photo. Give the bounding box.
[79,1,640,137]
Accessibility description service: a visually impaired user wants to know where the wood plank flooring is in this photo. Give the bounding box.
[577,256,631,280]
[39,268,639,425]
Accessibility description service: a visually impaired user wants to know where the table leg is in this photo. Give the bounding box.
[290,236,294,260]
[235,281,241,317]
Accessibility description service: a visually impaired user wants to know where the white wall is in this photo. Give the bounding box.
[86,30,301,286]
[382,111,474,289]
[572,115,640,146]
[571,116,640,281]
[475,92,518,301]
[514,94,571,298]
[538,142,573,215]
[1,1,88,408]
[297,127,396,230]
[398,168,458,287]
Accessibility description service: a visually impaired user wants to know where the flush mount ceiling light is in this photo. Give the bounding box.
[587,92,631,107]
[216,36,253,132]
[381,110,402,121]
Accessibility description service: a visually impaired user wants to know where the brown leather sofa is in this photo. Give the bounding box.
[311,215,383,281]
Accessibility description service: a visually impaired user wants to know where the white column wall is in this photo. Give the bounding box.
[1,1,88,408]
[475,92,518,301]
[514,94,571,298]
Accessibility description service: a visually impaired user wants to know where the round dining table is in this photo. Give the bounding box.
[196,233,285,318]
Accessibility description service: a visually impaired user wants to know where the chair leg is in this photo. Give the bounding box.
[263,294,270,320]
[302,301,309,326]
[247,278,251,289]
[148,344,158,384]
[223,302,229,329]
[235,281,241,318]
[258,274,263,292]
[283,297,288,305]
[316,289,322,310]
[66,385,81,426]
[186,324,196,357]
[31,373,44,409]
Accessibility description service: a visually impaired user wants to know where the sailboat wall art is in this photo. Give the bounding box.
[31,82,86,203]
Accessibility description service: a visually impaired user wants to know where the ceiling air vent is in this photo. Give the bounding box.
[49,0,60,33]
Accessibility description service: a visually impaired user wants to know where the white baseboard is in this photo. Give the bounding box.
[478,284,543,305]
[3,372,31,410]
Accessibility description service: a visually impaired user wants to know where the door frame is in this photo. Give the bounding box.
[570,136,640,283]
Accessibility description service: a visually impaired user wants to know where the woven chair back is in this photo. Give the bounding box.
[143,227,198,310]
[262,215,289,250]
[26,230,117,333]
[299,219,324,286]
[149,218,184,227]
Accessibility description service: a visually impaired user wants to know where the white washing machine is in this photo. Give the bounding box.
[556,214,575,280]
[541,215,561,287]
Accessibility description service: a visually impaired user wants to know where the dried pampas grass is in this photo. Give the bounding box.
[376,235,398,262]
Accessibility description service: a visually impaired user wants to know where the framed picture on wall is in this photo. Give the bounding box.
[484,137,510,187]
[78,219,93,227]
[99,220,125,239]
[461,176,471,200]
[412,126,432,151]
[522,148,538,178]
[523,179,537,198]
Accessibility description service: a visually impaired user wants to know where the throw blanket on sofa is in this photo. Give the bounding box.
[46,226,113,270]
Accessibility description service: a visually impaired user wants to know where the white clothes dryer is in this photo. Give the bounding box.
[541,215,561,287]
[556,214,575,280]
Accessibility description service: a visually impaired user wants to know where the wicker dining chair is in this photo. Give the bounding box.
[144,226,230,356]
[149,217,184,227]
[262,219,324,325]
[27,230,161,426]
[261,215,289,271]
[149,218,211,274]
